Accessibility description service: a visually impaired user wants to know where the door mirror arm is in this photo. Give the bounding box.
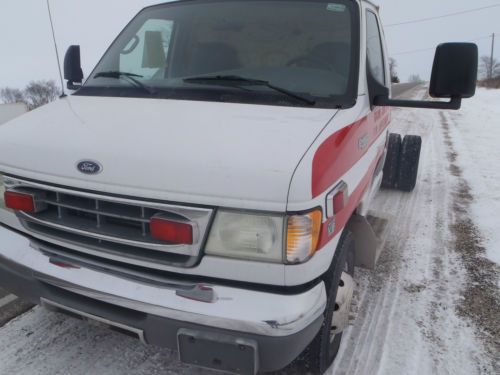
[374,94,462,110]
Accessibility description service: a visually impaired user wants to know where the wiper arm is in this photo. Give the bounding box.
[184,75,316,106]
[94,71,156,95]
[95,71,143,78]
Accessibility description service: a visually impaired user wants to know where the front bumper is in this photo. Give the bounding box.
[0,225,326,372]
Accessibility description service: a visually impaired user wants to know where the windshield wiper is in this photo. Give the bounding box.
[183,75,316,106]
[94,71,156,95]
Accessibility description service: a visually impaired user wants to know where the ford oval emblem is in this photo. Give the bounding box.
[77,160,103,175]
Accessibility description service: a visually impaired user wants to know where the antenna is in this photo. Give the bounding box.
[46,0,66,98]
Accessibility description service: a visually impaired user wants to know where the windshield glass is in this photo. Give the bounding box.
[81,0,359,108]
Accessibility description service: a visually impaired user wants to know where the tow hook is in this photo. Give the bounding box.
[331,272,356,335]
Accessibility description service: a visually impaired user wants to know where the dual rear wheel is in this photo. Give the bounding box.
[382,133,422,192]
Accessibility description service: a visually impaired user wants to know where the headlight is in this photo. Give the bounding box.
[205,208,323,264]
[206,210,285,262]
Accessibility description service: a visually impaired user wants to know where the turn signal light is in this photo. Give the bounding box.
[286,209,322,264]
[4,191,36,212]
[150,216,194,245]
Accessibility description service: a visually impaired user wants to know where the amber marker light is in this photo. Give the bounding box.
[286,209,322,264]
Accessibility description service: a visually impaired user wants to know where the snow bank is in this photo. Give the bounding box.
[448,88,500,265]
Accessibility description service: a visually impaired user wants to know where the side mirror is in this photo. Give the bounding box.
[372,42,478,110]
[64,45,84,90]
[430,43,478,99]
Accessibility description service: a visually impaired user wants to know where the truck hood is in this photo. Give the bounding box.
[0,96,336,211]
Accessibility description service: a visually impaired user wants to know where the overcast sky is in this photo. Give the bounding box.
[0,0,498,89]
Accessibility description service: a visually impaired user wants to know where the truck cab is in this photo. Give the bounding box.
[0,1,477,373]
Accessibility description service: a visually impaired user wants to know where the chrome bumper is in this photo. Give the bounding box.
[0,225,326,337]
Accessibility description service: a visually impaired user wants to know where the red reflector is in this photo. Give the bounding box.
[333,191,345,214]
[4,191,36,212]
[150,217,193,245]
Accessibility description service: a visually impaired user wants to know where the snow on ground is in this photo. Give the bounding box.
[445,88,500,265]
[0,87,498,375]
[0,306,210,375]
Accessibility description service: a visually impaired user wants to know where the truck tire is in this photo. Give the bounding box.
[300,231,355,374]
[381,133,402,189]
[396,135,422,192]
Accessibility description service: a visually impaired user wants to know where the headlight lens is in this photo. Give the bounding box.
[205,210,284,262]
[206,208,323,264]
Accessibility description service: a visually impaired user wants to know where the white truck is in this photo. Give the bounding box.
[0,103,27,125]
[0,1,478,373]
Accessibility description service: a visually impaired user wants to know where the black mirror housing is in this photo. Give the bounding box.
[372,42,478,110]
[430,43,478,99]
[64,45,84,90]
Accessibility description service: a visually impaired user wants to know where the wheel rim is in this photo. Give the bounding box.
[330,261,354,343]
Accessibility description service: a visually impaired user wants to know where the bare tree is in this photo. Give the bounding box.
[480,55,500,79]
[0,87,24,104]
[22,80,59,110]
[409,74,424,83]
[389,58,400,83]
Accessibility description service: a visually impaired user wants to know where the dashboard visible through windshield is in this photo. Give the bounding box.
[79,0,359,108]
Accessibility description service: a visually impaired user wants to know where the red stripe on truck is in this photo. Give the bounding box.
[312,107,391,198]
[316,148,384,249]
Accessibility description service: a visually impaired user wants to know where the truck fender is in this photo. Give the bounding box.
[346,214,381,270]
[356,149,386,217]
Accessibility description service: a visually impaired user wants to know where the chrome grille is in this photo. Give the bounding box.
[5,177,213,270]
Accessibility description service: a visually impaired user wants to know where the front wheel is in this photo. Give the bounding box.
[300,231,355,374]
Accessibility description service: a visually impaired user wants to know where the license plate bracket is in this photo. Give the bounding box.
[177,329,258,375]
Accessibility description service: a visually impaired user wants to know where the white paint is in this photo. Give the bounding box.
[0,103,27,125]
[0,96,336,212]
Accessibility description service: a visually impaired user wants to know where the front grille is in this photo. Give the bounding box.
[6,177,213,270]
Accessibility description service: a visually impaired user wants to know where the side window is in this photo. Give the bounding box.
[119,19,174,79]
[366,11,385,84]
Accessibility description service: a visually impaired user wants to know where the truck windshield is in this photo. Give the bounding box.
[81,0,359,108]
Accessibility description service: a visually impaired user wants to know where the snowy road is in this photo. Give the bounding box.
[0,87,498,374]
[0,287,34,328]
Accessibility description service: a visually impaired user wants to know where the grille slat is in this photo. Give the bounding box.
[6,177,213,272]
[21,210,163,250]
[43,196,152,224]
[44,199,151,223]
[55,192,63,219]
[27,222,191,268]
